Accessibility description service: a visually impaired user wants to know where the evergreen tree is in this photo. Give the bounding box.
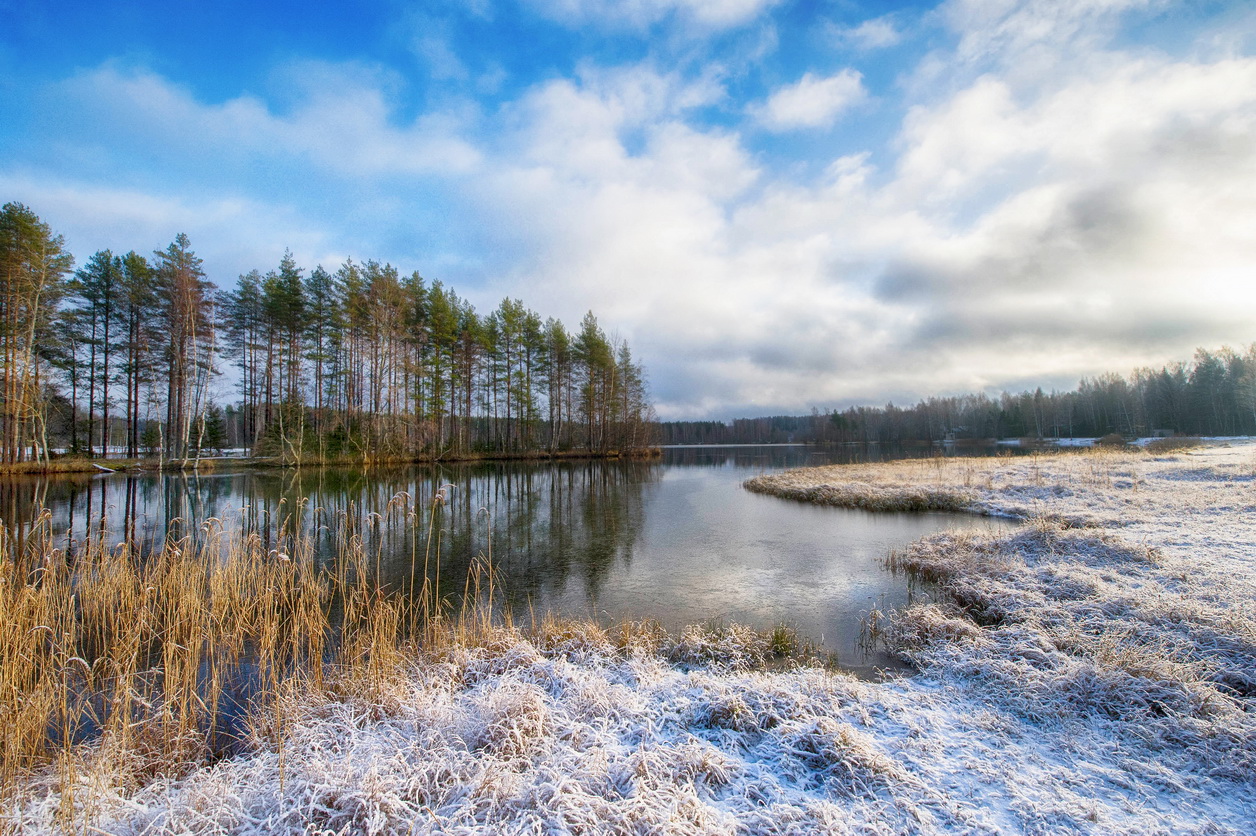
[201,403,227,453]
[0,202,74,463]
[118,251,158,457]
[154,233,214,462]
[69,249,123,456]
[303,264,341,442]
[543,318,572,450]
[225,270,264,446]
[574,312,613,451]
[424,280,459,446]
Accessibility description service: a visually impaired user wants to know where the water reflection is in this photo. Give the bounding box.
[0,445,1013,672]
[2,460,657,616]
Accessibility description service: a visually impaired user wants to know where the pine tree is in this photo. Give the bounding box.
[0,202,74,463]
[201,403,227,454]
[70,250,123,456]
[574,311,613,451]
[401,270,429,450]
[303,264,341,445]
[118,252,157,457]
[543,318,571,450]
[154,233,214,462]
[225,270,264,448]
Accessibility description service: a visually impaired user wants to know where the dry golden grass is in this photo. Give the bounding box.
[0,495,482,815]
[0,458,135,475]
[0,457,225,475]
[1143,436,1205,453]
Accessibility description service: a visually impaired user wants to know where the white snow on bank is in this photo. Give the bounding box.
[991,436,1249,448]
[8,443,1256,834]
[969,440,1256,597]
[12,625,1253,834]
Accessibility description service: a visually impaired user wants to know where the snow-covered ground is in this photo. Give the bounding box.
[9,443,1256,834]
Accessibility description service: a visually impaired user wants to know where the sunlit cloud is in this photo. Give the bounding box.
[754,70,866,131]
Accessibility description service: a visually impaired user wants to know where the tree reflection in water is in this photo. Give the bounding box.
[3,459,659,621]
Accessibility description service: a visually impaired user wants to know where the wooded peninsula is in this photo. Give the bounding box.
[0,201,655,469]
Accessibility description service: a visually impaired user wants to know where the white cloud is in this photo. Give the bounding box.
[832,15,903,50]
[755,69,866,131]
[503,63,725,176]
[893,57,1256,208]
[413,33,469,82]
[872,53,1256,390]
[471,40,1256,416]
[0,173,344,285]
[941,0,1166,82]
[57,62,482,179]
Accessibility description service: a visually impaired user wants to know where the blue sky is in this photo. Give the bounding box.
[3,0,1255,419]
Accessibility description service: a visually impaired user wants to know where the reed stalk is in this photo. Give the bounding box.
[0,489,491,817]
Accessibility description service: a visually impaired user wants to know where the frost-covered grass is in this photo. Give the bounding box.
[7,443,1256,833]
[11,615,1254,834]
[891,522,1256,773]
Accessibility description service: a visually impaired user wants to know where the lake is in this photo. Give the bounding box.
[0,444,1013,674]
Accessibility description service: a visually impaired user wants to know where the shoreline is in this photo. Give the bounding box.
[7,442,1255,833]
[0,446,663,476]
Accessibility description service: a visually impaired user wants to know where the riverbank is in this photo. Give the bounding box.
[0,457,154,475]
[0,447,662,476]
[7,443,1256,833]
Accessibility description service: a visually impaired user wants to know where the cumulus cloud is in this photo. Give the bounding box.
[473,36,1256,416]
[755,70,866,130]
[456,66,920,415]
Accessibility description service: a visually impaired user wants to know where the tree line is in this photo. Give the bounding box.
[0,201,654,466]
[659,344,1256,445]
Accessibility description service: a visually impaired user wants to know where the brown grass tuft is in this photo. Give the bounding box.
[1144,436,1205,453]
[0,496,481,807]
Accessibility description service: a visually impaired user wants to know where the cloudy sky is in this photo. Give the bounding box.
[2,0,1254,419]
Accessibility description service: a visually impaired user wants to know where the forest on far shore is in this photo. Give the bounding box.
[0,201,654,467]
[659,344,1256,445]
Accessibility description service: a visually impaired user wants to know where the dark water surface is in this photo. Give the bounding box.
[0,445,1014,673]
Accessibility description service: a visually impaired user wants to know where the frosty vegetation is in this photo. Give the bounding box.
[8,443,1256,833]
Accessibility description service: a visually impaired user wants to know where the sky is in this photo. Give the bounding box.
[2,0,1254,420]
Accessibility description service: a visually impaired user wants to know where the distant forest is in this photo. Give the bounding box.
[659,344,1256,445]
[0,201,654,466]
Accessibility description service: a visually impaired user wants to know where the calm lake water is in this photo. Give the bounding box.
[1,445,1013,673]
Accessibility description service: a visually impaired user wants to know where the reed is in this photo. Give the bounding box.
[0,492,480,812]
[1143,436,1205,453]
